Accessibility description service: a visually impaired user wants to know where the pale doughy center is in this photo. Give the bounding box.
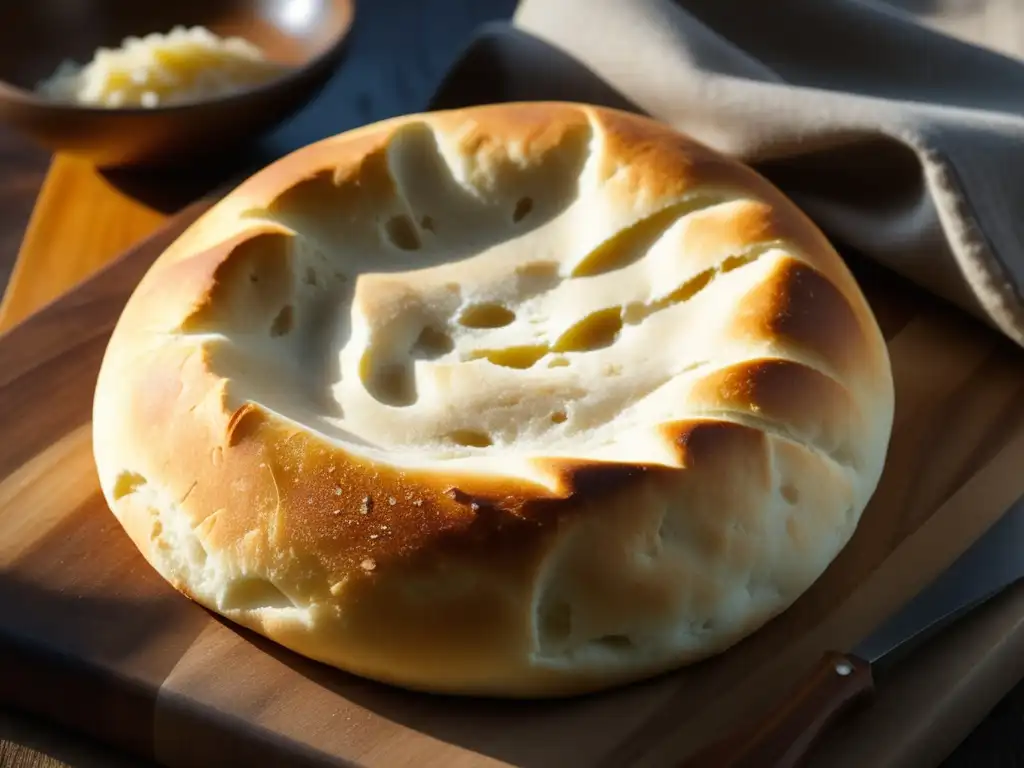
[197,120,823,476]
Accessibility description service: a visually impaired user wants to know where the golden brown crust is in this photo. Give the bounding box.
[93,103,894,696]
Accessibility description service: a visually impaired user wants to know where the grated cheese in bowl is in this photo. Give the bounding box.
[35,25,289,109]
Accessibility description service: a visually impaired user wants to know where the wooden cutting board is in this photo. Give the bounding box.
[3,195,1024,767]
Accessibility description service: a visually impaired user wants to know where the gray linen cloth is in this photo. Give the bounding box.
[431,0,1024,347]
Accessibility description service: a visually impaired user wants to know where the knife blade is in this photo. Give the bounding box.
[680,494,1024,768]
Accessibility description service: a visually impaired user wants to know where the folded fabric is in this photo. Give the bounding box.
[431,0,1024,348]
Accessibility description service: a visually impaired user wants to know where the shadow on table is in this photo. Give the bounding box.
[0,523,213,766]
[97,148,274,216]
[0,707,148,768]
[215,613,679,768]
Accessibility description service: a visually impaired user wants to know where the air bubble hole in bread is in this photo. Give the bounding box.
[93,103,894,697]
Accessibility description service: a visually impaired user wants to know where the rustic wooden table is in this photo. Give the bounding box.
[1,0,1022,765]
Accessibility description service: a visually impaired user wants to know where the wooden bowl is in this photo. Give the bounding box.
[0,0,355,168]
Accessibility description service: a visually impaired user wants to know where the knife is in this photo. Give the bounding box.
[680,495,1024,768]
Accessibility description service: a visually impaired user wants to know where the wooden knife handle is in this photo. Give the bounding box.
[680,652,875,768]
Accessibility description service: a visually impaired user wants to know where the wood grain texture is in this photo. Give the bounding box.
[0,156,166,333]
[0,709,143,768]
